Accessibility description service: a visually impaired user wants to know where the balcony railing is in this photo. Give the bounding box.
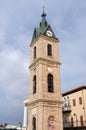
[62,106,71,112]
[63,121,86,128]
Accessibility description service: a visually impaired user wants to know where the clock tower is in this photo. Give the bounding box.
[28,10,63,130]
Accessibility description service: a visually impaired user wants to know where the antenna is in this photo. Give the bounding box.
[42,0,45,12]
[43,6,45,13]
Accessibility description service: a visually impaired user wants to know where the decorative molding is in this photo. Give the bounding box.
[29,57,61,70]
[28,98,63,106]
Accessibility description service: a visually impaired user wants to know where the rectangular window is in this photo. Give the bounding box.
[71,117,74,127]
[79,97,82,105]
[80,116,83,126]
[73,99,76,106]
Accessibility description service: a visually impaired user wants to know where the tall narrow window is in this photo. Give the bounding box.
[79,97,82,105]
[80,116,83,126]
[47,44,52,56]
[71,117,74,127]
[33,75,36,94]
[73,99,76,106]
[48,74,54,92]
[32,117,36,130]
[34,47,36,59]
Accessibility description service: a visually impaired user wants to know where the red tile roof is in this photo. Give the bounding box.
[62,86,86,96]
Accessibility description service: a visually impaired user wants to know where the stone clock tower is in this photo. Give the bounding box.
[27,10,63,130]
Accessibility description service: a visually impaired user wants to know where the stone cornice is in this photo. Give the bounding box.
[27,98,63,107]
[29,57,61,69]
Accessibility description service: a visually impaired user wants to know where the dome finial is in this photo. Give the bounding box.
[41,6,46,17]
[43,6,45,13]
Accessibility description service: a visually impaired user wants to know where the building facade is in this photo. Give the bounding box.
[23,11,63,130]
[62,86,86,129]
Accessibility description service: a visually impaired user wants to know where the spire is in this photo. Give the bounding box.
[41,6,46,17]
[40,7,48,30]
[31,7,57,43]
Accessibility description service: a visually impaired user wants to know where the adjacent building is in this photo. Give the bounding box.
[62,86,86,129]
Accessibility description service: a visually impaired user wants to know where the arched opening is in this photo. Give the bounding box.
[33,75,36,94]
[47,44,52,56]
[34,46,36,59]
[32,117,36,130]
[47,74,54,92]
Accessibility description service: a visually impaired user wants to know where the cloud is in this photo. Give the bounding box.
[0,47,29,124]
[0,0,86,125]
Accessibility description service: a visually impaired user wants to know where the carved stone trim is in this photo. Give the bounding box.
[29,57,61,70]
[28,98,63,106]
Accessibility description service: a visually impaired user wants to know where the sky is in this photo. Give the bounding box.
[0,0,86,126]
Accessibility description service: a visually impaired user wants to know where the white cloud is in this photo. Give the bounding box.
[0,47,29,124]
[0,0,86,125]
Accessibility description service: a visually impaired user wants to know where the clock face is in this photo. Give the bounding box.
[48,67,53,72]
[33,68,36,74]
[46,30,53,37]
[32,108,37,115]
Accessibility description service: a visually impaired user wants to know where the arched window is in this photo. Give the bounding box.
[47,44,52,56]
[48,74,54,92]
[34,47,36,59]
[32,117,36,130]
[33,75,36,94]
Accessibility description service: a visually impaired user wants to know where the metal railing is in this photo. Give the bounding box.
[62,106,71,112]
[63,121,86,128]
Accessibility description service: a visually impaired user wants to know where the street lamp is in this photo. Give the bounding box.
[19,122,22,130]
[74,113,78,127]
